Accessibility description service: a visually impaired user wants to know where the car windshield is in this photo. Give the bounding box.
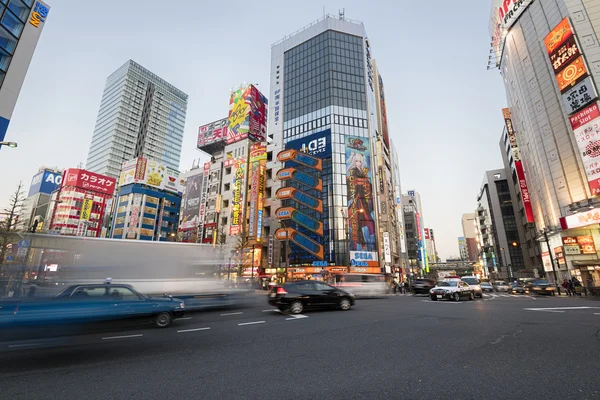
[462,278,480,285]
[438,281,458,287]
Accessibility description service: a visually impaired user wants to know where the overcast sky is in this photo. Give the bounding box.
[0,0,508,259]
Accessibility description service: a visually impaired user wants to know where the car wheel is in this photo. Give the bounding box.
[289,301,304,314]
[339,298,352,311]
[154,312,173,328]
[469,292,474,301]
[453,292,460,302]
[430,296,437,301]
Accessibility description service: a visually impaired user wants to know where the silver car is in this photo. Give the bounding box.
[461,276,483,298]
[493,281,510,292]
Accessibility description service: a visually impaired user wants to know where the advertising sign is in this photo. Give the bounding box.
[29,1,50,28]
[229,159,247,235]
[541,251,553,272]
[502,108,535,223]
[556,56,588,93]
[383,232,392,264]
[554,246,565,266]
[119,159,138,187]
[180,173,203,231]
[227,85,267,144]
[80,195,93,222]
[118,158,182,193]
[28,170,62,197]
[345,136,377,260]
[284,129,331,158]
[568,102,600,195]
[561,207,600,229]
[378,74,390,149]
[578,235,596,254]
[562,76,597,115]
[493,0,534,31]
[198,162,210,239]
[550,36,579,74]
[562,236,581,255]
[544,17,574,55]
[424,228,430,240]
[63,169,116,195]
[197,118,228,148]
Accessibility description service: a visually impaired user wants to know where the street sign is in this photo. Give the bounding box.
[6,255,13,262]
[18,239,30,248]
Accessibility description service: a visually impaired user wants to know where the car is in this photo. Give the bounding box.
[461,276,483,298]
[493,281,510,292]
[429,280,475,301]
[507,281,529,295]
[332,273,387,297]
[268,281,355,314]
[480,282,494,292]
[524,279,556,295]
[1,284,185,331]
[411,279,436,294]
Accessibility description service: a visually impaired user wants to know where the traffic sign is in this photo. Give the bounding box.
[6,255,13,262]
[18,239,30,249]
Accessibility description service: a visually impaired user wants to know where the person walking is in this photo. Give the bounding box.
[562,279,571,296]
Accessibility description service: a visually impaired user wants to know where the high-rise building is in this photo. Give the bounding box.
[461,213,479,262]
[86,60,188,179]
[476,169,525,279]
[23,166,62,232]
[489,0,600,286]
[402,191,426,276]
[267,14,402,275]
[0,1,51,147]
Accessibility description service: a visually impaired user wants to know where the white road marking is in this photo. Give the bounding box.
[220,312,243,316]
[238,321,266,326]
[262,309,280,312]
[525,306,598,311]
[179,317,193,320]
[102,334,143,340]
[420,300,462,304]
[8,343,41,348]
[177,327,211,333]
[594,313,600,316]
[286,314,308,320]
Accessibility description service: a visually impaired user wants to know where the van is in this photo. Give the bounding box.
[332,274,387,298]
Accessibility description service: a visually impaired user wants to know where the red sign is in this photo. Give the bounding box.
[569,102,600,130]
[424,228,430,240]
[549,35,579,74]
[514,161,535,223]
[62,168,117,195]
[544,18,574,55]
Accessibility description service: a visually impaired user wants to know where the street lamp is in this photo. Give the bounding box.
[0,141,17,148]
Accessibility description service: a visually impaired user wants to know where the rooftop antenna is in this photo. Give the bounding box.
[339,8,345,20]
[77,161,83,169]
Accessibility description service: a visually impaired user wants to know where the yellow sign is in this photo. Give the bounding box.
[80,198,93,221]
[29,2,49,28]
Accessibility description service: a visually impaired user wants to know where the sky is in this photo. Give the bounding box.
[0,0,508,260]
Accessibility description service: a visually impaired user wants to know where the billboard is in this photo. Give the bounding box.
[493,0,534,31]
[28,169,62,197]
[197,118,228,148]
[502,108,535,223]
[569,102,600,195]
[227,84,268,144]
[180,172,204,231]
[285,129,331,158]
[248,143,266,240]
[555,56,588,93]
[198,162,210,239]
[562,236,597,255]
[229,158,247,235]
[63,168,116,195]
[383,232,392,264]
[345,136,377,262]
[118,158,183,194]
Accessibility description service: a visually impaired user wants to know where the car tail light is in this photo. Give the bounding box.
[276,287,288,295]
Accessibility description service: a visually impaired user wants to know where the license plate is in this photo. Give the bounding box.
[436,295,442,298]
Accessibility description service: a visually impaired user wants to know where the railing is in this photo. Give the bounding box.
[271,14,364,47]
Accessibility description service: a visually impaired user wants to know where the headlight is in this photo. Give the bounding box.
[179,302,185,309]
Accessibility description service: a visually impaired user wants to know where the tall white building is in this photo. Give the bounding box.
[490,0,600,286]
[86,60,188,179]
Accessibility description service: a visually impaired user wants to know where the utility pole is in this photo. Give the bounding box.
[542,229,561,295]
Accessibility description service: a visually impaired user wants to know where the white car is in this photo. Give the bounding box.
[461,276,483,298]
[429,280,475,301]
[493,281,510,292]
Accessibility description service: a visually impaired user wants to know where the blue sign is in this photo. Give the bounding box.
[285,129,332,159]
[6,255,13,262]
[312,261,328,267]
[350,259,368,267]
[28,170,62,197]
[18,240,30,248]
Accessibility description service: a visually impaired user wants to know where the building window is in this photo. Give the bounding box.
[221,217,228,225]
[224,183,231,191]
[266,169,272,180]
[225,167,232,175]
[223,199,229,208]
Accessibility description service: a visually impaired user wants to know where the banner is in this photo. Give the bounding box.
[230,159,247,235]
[383,232,392,263]
[569,102,600,195]
[180,172,203,231]
[345,136,377,263]
[198,162,210,239]
[80,195,93,222]
[197,118,228,148]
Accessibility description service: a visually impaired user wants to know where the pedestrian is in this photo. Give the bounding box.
[562,279,571,296]
[568,279,576,297]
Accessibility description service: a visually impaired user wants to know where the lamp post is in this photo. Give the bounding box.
[540,229,561,296]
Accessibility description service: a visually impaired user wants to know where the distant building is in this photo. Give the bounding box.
[86,60,188,179]
[23,167,62,232]
[461,213,478,262]
[402,191,426,276]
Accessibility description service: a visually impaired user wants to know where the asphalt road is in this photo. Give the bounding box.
[0,293,599,400]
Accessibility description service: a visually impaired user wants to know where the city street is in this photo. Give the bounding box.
[0,294,598,400]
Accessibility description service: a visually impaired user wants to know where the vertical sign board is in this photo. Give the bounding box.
[230,159,247,236]
[383,232,392,264]
[198,162,210,240]
[569,102,600,195]
[502,108,535,222]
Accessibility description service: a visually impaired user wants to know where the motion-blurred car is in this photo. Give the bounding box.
[429,280,474,301]
[332,273,387,297]
[524,279,556,295]
[268,281,355,314]
[493,281,510,292]
[461,276,483,298]
[411,279,436,294]
[480,282,494,292]
[1,284,185,331]
[507,281,529,295]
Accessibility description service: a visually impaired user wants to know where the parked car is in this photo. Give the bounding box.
[480,282,494,292]
[493,281,510,292]
[507,281,529,295]
[0,284,185,331]
[429,280,474,301]
[411,279,436,294]
[269,281,355,314]
[461,276,483,298]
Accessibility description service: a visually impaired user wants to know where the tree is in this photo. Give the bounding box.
[0,181,25,265]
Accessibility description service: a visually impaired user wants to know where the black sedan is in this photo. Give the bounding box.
[268,281,355,314]
[411,279,436,294]
[524,279,556,295]
[507,282,529,295]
